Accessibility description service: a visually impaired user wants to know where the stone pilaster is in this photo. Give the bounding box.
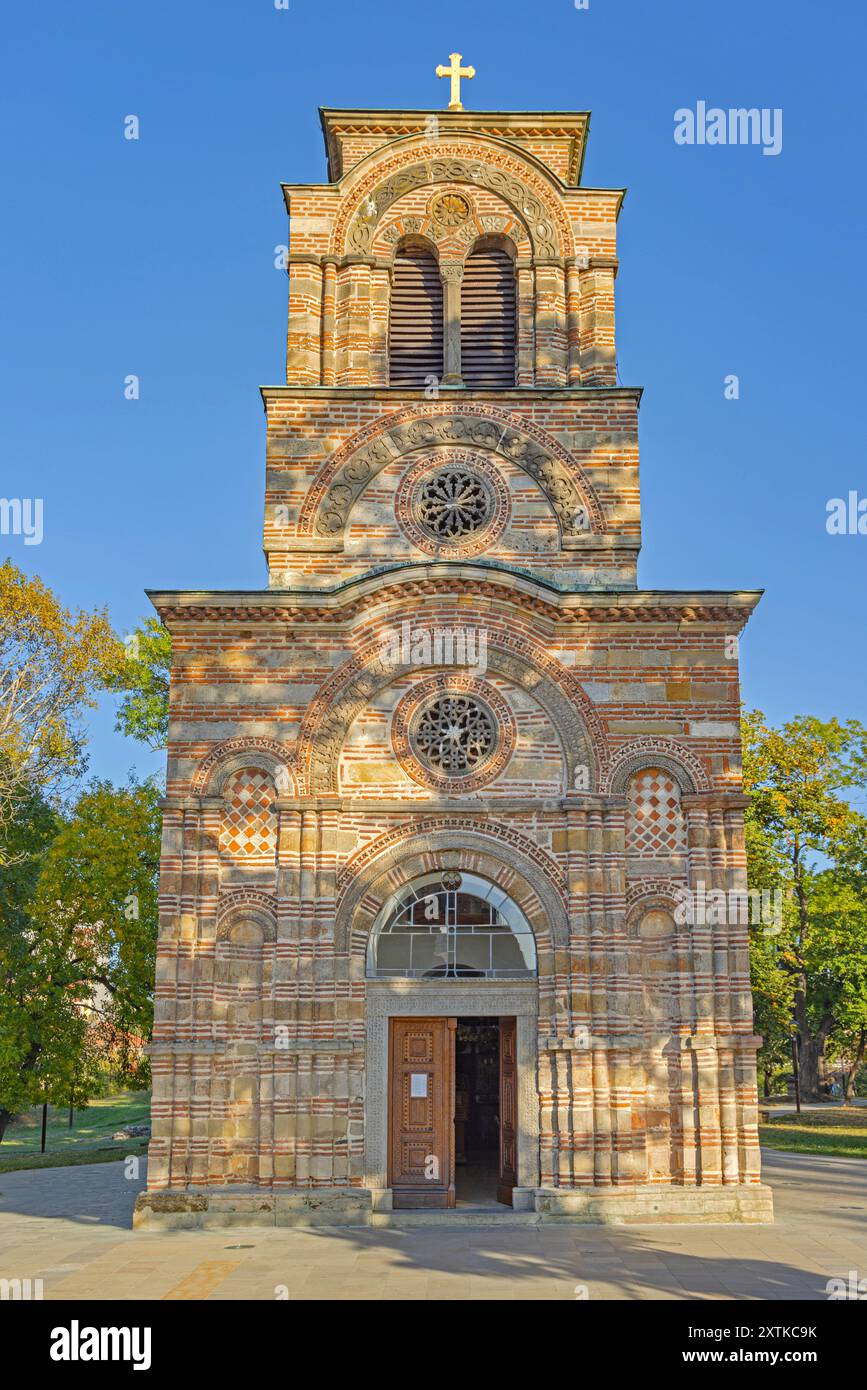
[320,258,337,385]
[286,257,322,384]
[516,261,535,386]
[578,261,617,385]
[533,261,567,386]
[369,263,390,385]
[336,261,372,386]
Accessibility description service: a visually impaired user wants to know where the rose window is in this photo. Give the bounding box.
[415,469,493,541]
[412,695,497,777]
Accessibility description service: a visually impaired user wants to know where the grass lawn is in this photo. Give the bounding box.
[759,1106,867,1159]
[0,1091,151,1173]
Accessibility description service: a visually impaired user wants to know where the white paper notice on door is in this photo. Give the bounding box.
[410,1073,428,1098]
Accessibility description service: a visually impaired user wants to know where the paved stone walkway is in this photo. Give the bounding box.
[0,1151,864,1300]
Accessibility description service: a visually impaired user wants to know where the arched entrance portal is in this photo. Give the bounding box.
[366,870,538,1210]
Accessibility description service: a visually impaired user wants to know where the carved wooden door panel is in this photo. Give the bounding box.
[497,1016,518,1206]
[389,1017,456,1209]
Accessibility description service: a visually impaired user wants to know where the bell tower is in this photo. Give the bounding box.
[266,80,633,591]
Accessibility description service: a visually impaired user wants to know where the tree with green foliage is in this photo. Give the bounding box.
[750,924,795,1096]
[743,710,867,1100]
[102,617,171,750]
[0,779,161,1143]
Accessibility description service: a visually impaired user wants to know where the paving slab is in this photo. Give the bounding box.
[0,1150,864,1300]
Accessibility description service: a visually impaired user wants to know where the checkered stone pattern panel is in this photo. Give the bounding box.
[220,769,277,864]
[626,768,687,857]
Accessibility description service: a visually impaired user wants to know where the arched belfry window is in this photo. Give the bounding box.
[460,240,517,388]
[388,244,444,387]
[367,871,537,979]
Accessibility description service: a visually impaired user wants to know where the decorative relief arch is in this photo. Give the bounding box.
[298,403,605,542]
[296,631,606,795]
[216,892,277,943]
[334,825,568,960]
[624,881,683,922]
[191,738,297,797]
[331,138,572,261]
[604,738,709,797]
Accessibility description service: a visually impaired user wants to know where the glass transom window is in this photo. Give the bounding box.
[367,872,537,979]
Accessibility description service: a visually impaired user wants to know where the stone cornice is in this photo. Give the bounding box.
[681,792,751,812]
[147,568,763,629]
[260,384,644,405]
[277,535,641,556]
[318,107,592,186]
[159,794,624,814]
[544,1033,763,1053]
[284,251,618,273]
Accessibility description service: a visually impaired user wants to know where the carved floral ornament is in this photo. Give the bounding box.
[345,157,562,259]
[438,261,464,284]
[306,412,599,541]
[428,190,472,228]
[378,209,517,256]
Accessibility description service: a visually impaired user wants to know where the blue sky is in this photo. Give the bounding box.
[2,0,865,788]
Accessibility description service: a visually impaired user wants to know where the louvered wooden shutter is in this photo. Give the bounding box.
[389,247,444,386]
[460,248,517,388]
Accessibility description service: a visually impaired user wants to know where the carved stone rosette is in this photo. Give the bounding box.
[391,672,517,793]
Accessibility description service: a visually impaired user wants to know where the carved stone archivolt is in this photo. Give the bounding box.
[625,880,684,921]
[604,737,710,796]
[298,404,604,542]
[191,738,297,796]
[335,828,568,958]
[296,632,604,795]
[334,144,570,260]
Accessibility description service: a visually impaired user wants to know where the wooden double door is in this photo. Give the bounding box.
[388,1016,518,1209]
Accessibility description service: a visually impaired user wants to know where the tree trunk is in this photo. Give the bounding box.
[842,1030,867,1106]
[792,988,834,1101]
[798,1033,823,1102]
[0,1040,42,1145]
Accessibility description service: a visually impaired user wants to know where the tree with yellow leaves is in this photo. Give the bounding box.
[0,560,119,849]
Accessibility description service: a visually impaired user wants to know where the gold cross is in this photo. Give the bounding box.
[435,52,475,112]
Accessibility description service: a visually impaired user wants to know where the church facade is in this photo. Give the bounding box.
[135,76,773,1227]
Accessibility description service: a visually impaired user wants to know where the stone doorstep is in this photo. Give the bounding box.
[133,1184,774,1229]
